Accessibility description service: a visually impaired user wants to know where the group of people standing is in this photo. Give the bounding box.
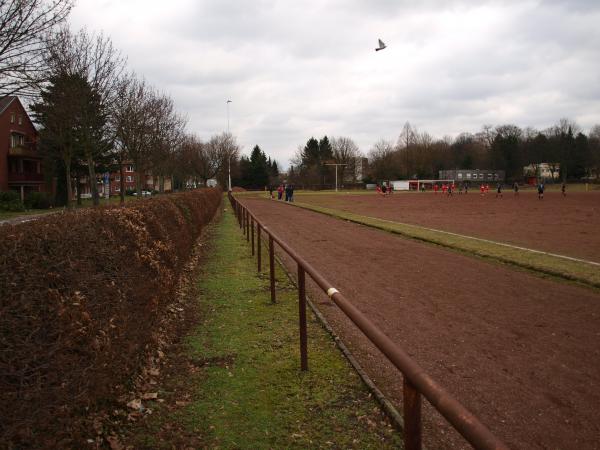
[376,183,393,195]
[432,180,566,199]
[268,184,295,202]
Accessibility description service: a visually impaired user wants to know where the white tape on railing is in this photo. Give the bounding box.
[327,287,339,299]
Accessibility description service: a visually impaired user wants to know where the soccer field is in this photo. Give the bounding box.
[292,189,600,263]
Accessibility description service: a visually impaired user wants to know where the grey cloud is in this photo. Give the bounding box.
[69,0,600,167]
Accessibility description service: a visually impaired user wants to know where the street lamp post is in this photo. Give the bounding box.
[227,99,232,192]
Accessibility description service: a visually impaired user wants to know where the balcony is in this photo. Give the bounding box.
[8,172,44,184]
[8,145,39,159]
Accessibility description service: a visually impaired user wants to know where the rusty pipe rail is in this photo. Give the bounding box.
[228,193,508,450]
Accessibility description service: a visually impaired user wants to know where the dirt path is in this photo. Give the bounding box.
[294,191,600,263]
[241,197,600,450]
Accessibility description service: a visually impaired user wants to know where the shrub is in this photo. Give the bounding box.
[0,190,25,211]
[24,191,51,209]
[0,188,222,447]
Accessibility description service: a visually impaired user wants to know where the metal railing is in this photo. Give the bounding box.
[229,193,508,450]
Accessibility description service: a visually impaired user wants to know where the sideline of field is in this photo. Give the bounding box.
[284,200,600,289]
[122,206,401,448]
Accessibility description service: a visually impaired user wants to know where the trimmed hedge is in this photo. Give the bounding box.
[24,191,52,209]
[0,188,222,448]
[0,190,25,211]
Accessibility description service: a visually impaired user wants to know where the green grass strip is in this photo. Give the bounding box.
[289,200,600,289]
[133,207,401,448]
[0,208,57,221]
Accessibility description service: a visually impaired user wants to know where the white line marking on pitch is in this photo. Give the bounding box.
[361,215,600,267]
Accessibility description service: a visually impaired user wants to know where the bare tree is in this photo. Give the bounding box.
[396,122,418,177]
[368,139,396,181]
[148,92,186,193]
[175,132,240,188]
[331,136,362,183]
[397,121,417,149]
[206,132,240,187]
[0,0,73,97]
[113,75,156,198]
[476,124,496,149]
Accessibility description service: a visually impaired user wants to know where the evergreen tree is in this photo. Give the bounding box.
[301,137,320,166]
[32,72,106,206]
[250,145,270,188]
[270,160,279,179]
[299,136,334,186]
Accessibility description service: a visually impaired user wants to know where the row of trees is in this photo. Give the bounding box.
[286,121,600,187]
[2,1,241,206]
[367,121,600,183]
[288,136,363,186]
[236,145,279,189]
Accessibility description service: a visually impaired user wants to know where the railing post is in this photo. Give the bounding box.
[403,376,422,450]
[298,264,308,371]
[246,210,250,242]
[257,224,262,272]
[269,235,276,303]
[251,216,255,256]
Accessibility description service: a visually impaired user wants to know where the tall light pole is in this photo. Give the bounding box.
[325,163,347,192]
[227,100,232,192]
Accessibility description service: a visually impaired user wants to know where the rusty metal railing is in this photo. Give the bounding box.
[228,193,508,450]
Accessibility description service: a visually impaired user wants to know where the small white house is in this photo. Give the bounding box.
[523,163,560,180]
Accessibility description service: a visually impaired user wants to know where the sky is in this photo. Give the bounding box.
[70,0,600,168]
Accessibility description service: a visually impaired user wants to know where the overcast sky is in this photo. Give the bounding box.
[70,0,600,168]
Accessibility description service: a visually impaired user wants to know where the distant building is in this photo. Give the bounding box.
[0,96,45,200]
[523,163,560,180]
[77,162,173,198]
[439,169,505,183]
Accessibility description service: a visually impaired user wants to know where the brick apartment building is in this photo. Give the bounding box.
[1,96,174,201]
[78,164,173,198]
[0,96,44,200]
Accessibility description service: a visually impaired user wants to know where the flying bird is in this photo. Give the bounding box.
[375,39,387,51]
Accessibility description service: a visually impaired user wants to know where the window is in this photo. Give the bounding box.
[115,186,120,192]
[479,174,484,179]
[457,173,463,178]
[126,175,133,182]
[466,173,471,179]
[488,174,493,179]
[10,113,15,123]
[126,165,134,172]
[10,133,24,148]
[18,115,22,125]
[115,175,121,182]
